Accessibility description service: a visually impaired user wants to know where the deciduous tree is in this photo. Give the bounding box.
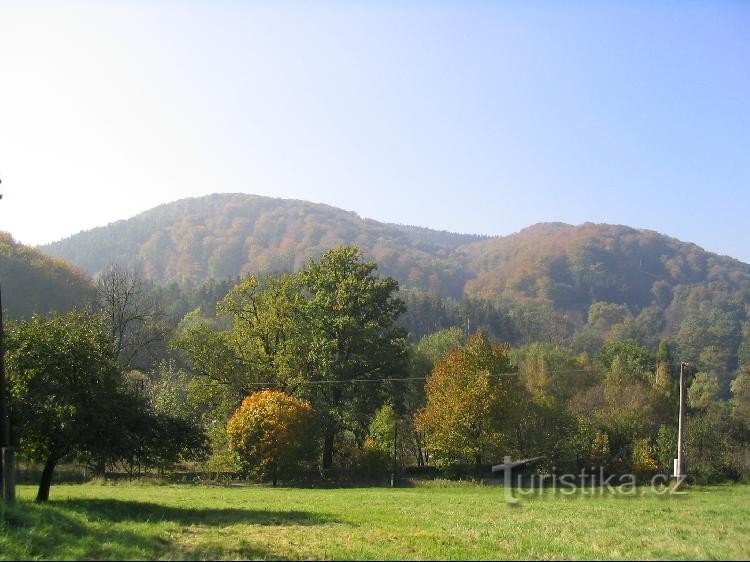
[226,390,316,485]
[415,332,519,477]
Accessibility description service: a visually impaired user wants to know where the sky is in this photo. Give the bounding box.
[0,1,749,261]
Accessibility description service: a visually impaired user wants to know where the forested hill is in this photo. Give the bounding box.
[463,222,750,315]
[40,193,488,295]
[0,232,94,318]
[33,194,750,378]
[39,193,750,317]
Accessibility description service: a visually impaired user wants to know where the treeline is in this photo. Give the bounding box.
[3,246,750,502]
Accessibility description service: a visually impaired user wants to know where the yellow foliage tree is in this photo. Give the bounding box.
[226,390,316,485]
[415,332,519,477]
[631,437,658,478]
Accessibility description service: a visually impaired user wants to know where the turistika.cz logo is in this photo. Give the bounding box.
[493,456,687,504]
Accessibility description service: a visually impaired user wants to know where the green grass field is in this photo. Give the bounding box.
[1,482,749,560]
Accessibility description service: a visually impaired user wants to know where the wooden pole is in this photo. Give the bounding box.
[0,283,16,501]
[676,362,687,479]
[390,419,398,488]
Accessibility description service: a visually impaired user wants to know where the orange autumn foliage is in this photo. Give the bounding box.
[226,389,316,484]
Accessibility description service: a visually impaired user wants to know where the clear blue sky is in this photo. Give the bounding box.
[1,1,749,261]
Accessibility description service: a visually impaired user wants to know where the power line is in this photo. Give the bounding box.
[235,368,601,387]
[200,362,689,388]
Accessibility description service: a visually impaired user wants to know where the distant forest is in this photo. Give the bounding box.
[30,193,750,391]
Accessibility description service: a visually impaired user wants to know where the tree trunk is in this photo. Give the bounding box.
[36,456,57,503]
[415,432,425,468]
[474,453,482,481]
[322,430,336,470]
[93,458,106,479]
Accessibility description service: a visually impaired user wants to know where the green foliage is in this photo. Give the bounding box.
[513,342,596,402]
[509,394,579,470]
[731,367,750,431]
[411,327,465,378]
[6,310,208,500]
[655,424,677,473]
[596,339,653,379]
[587,301,631,332]
[171,310,254,396]
[688,372,721,411]
[365,403,418,471]
[686,405,739,483]
[296,246,409,464]
[739,323,750,370]
[175,246,408,470]
[6,311,123,468]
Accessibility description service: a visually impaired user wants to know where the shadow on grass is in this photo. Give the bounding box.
[1,498,336,560]
[1,501,181,560]
[57,497,337,526]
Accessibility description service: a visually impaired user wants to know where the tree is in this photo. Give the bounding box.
[95,264,167,370]
[299,246,408,469]
[174,247,408,471]
[688,372,721,412]
[513,343,596,403]
[739,323,750,370]
[730,367,750,431]
[412,327,465,378]
[6,311,207,500]
[216,273,308,390]
[226,390,317,485]
[595,339,653,383]
[415,332,519,477]
[366,402,420,472]
[171,309,255,396]
[7,311,126,501]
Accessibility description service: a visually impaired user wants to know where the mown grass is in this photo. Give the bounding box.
[1,482,749,560]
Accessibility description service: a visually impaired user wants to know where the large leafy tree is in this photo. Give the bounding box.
[174,246,408,470]
[6,311,207,501]
[6,311,129,501]
[299,246,408,468]
[216,273,308,390]
[415,332,520,477]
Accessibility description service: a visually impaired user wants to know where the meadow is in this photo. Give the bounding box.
[1,482,749,560]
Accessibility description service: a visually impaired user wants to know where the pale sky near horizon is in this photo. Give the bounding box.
[1,1,749,261]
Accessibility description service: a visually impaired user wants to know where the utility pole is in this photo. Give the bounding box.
[674,361,687,482]
[0,181,16,501]
[390,418,398,488]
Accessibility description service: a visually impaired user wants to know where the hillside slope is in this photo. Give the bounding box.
[41,194,487,296]
[35,194,750,383]
[464,222,750,315]
[40,193,750,320]
[0,232,94,318]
